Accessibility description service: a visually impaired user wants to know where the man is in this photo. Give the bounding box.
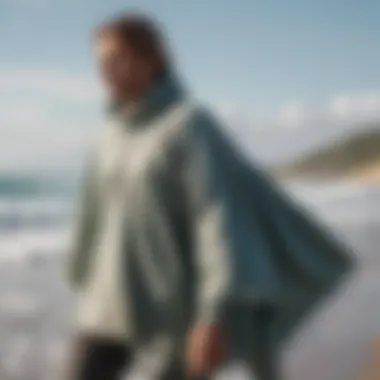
[67,12,352,380]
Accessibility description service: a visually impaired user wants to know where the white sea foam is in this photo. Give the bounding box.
[0,183,378,380]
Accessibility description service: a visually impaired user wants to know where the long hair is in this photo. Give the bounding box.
[95,12,172,79]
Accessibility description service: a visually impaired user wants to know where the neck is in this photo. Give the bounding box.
[118,81,153,106]
[109,72,184,124]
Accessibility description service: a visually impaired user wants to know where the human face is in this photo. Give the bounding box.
[96,32,153,102]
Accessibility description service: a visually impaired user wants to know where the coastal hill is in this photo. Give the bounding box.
[274,127,380,182]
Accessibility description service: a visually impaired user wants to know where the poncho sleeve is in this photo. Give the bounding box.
[184,107,285,324]
[67,154,101,288]
[184,107,353,370]
[184,109,239,325]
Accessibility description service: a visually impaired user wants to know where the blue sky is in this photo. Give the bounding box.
[1,0,380,173]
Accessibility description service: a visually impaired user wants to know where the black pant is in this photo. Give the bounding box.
[66,335,197,380]
[67,336,132,380]
[67,309,276,380]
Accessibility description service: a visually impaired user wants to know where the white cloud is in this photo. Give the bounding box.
[329,93,380,125]
[2,65,380,172]
[213,92,380,133]
[0,102,51,127]
[213,103,260,131]
[276,102,309,128]
[0,68,102,104]
[274,93,380,130]
[0,115,98,172]
[0,68,102,173]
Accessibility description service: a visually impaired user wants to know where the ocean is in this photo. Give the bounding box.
[0,180,379,380]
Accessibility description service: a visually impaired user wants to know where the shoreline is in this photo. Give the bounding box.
[276,165,380,188]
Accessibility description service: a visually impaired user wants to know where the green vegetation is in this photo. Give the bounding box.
[274,127,380,179]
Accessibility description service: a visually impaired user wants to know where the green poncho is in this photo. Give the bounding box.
[68,75,353,379]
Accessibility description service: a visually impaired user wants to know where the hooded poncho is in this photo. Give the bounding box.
[69,75,353,379]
